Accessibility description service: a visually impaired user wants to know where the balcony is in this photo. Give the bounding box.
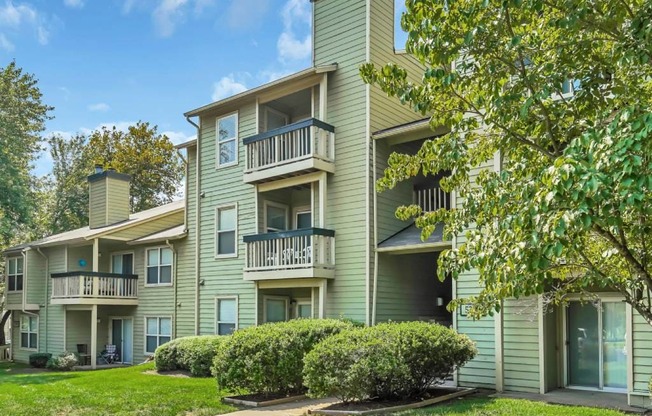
[51,271,138,305]
[413,185,452,212]
[243,118,335,184]
[243,228,335,281]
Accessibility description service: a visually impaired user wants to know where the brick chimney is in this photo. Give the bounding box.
[88,165,131,229]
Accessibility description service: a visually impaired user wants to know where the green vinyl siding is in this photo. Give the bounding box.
[105,176,130,226]
[455,158,497,389]
[43,246,66,356]
[632,311,652,393]
[175,146,197,338]
[314,0,370,323]
[67,245,93,272]
[89,178,107,229]
[502,298,541,393]
[369,0,424,133]
[197,103,257,334]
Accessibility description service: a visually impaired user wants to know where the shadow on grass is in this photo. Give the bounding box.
[0,371,80,385]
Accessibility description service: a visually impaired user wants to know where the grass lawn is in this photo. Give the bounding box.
[0,362,235,416]
[400,397,625,415]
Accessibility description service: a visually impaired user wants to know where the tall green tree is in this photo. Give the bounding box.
[0,61,52,245]
[48,122,183,232]
[361,1,652,322]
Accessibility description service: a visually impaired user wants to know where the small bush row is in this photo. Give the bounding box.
[29,352,79,371]
[303,321,477,402]
[29,353,52,368]
[213,318,353,395]
[155,335,227,377]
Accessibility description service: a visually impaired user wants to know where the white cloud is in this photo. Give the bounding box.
[161,130,196,146]
[63,0,84,9]
[88,102,111,112]
[152,0,189,37]
[276,0,312,62]
[0,1,55,47]
[226,0,269,30]
[212,74,248,101]
[0,33,14,51]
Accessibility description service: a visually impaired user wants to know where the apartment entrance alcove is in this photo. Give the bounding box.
[254,278,328,324]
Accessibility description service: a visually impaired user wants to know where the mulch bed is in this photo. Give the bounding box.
[222,391,308,407]
[323,389,452,412]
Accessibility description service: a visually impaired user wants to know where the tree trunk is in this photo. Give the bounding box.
[0,310,11,345]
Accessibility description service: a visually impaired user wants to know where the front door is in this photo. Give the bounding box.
[111,318,133,364]
[112,253,134,274]
[566,300,627,390]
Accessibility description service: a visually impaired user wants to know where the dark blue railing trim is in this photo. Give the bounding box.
[51,271,138,279]
[242,118,335,145]
[243,227,335,243]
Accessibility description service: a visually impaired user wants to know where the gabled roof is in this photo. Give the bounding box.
[184,64,338,118]
[377,222,451,254]
[127,224,186,245]
[3,200,185,254]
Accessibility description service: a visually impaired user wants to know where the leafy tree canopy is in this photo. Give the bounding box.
[0,61,52,245]
[361,0,652,323]
[48,122,183,233]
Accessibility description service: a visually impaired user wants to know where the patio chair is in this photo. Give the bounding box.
[99,344,119,364]
[76,343,90,366]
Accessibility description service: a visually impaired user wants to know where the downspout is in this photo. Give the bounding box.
[165,239,177,339]
[35,248,48,352]
[185,115,201,336]
[372,138,378,326]
[364,0,372,326]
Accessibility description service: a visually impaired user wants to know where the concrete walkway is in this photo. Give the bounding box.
[227,397,339,416]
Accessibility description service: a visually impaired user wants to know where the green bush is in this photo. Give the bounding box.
[46,351,78,371]
[155,336,227,377]
[303,321,477,402]
[213,319,354,395]
[29,353,52,368]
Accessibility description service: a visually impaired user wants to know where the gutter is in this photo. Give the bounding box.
[185,115,201,336]
[165,239,178,339]
[35,248,49,352]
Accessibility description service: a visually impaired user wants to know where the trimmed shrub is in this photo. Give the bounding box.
[155,335,227,377]
[213,319,354,395]
[46,351,78,371]
[303,321,477,402]
[29,353,52,368]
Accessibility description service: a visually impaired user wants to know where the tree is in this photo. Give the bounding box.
[48,122,183,231]
[0,61,52,245]
[361,1,652,322]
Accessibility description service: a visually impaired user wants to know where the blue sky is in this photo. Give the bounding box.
[0,0,313,176]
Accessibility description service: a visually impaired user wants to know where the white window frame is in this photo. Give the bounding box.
[145,246,174,287]
[215,203,238,258]
[294,297,313,319]
[264,200,289,233]
[293,205,312,229]
[144,316,172,355]
[216,112,238,168]
[263,295,290,323]
[110,251,135,274]
[20,314,38,351]
[215,296,239,336]
[6,256,24,292]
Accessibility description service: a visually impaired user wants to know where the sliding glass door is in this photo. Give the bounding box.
[566,300,627,390]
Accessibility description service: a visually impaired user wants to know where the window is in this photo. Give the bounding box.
[294,207,312,229]
[265,201,288,233]
[264,296,289,323]
[111,252,134,275]
[146,247,173,285]
[20,315,37,350]
[145,317,171,354]
[562,79,582,96]
[215,297,238,335]
[217,113,238,167]
[7,257,23,292]
[296,301,312,319]
[216,205,237,257]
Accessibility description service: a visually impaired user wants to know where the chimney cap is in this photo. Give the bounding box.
[88,170,131,183]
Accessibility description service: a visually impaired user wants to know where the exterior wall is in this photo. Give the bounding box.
[67,245,93,272]
[175,147,197,338]
[89,177,107,229]
[197,102,257,334]
[4,253,24,308]
[455,159,496,389]
[631,312,652,399]
[502,298,541,393]
[314,0,370,322]
[369,0,424,133]
[106,176,130,226]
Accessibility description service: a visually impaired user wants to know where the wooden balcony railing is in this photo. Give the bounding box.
[243,118,335,173]
[413,186,451,212]
[51,272,138,302]
[243,228,335,279]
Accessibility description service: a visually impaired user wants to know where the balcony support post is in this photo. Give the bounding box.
[318,279,326,319]
[90,304,98,369]
[92,238,99,272]
[318,172,326,228]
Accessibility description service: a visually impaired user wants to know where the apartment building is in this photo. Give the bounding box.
[3,0,650,409]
